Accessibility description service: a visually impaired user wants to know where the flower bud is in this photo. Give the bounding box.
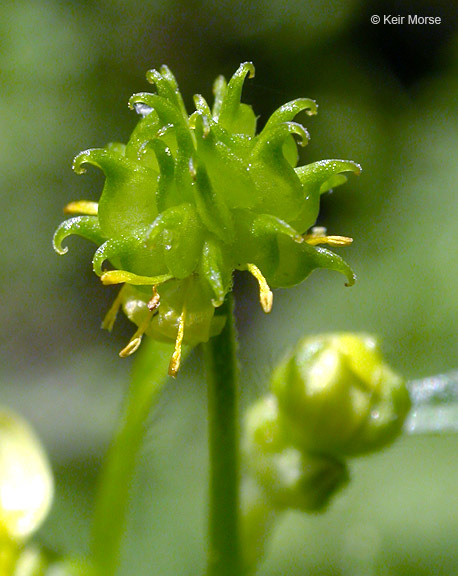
[244,395,348,512]
[271,333,411,457]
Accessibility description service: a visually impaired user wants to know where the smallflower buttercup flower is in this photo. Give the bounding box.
[54,63,360,375]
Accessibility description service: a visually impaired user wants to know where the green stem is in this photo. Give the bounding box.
[204,293,242,576]
[90,339,176,576]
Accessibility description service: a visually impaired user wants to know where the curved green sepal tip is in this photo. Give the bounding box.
[295,159,361,194]
[263,98,318,133]
[53,216,104,255]
[290,159,361,232]
[218,62,255,134]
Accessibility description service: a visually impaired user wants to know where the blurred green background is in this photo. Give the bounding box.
[1,0,457,574]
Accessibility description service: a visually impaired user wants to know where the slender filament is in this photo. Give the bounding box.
[102,286,127,332]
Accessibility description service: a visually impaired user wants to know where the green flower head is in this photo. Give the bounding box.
[53,63,360,375]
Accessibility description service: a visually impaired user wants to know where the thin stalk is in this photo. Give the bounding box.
[90,339,176,576]
[204,293,242,576]
[405,371,458,434]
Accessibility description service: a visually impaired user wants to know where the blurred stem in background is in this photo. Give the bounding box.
[88,294,244,576]
[90,340,177,576]
[405,371,458,435]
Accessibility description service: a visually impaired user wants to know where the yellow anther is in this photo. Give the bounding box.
[304,228,353,247]
[168,310,186,378]
[63,201,98,215]
[247,263,273,314]
[119,336,143,358]
[100,270,172,286]
[102,286,126,332]
[119,313,152,358]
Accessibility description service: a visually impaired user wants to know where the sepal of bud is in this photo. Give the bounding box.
[244,395,348,512]
[271,333,411,457]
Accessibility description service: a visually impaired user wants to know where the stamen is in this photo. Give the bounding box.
[63,201,98,215]
[100,270,172,286]
[304,228,353,247]
[147,285,160,312]
[102,286,126,332]
[119,313,152,358]
[168,310,186,378]
[247,263,273,313]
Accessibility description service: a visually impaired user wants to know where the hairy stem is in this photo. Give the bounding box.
[204,293,242,576]
[90,340,176,576]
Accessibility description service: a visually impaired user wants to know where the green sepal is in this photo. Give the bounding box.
[129,94,195,204]
[53,216,104,255]
[271,334,411,458]
[146,65,188,120]
[212,74,227,118]
[192,158,234,243]
[233,211,303,279]
[244,396,349,512]
[260,99,317,168]
[143,138,176,211]
[146,203,204,279]
[193,115,255,210]
[249,122,309,222]
[266,236,356,288]
[262,98,317,132]
[106,141,127,156]
[125,110,161,167]
[73,148,158,238]
[217,62,256,135]
[193,93,212,117]
[295,159,361,193]
[291,159,362,233]
[282,135,300,167]
[92,233,168,279]
[128,93,193,154]
[199,237,233,307]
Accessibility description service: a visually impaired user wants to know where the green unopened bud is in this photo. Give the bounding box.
[244,395,348,512]
[271,333,411,457]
